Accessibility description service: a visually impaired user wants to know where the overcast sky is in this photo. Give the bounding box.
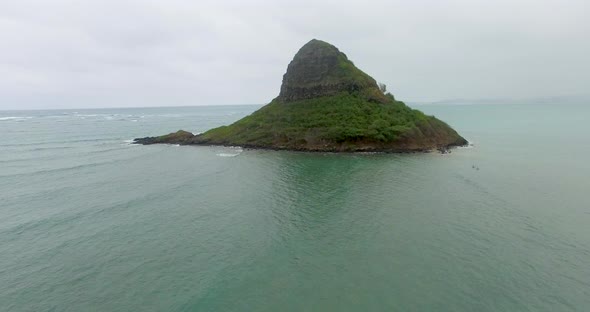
[1,0,588,109]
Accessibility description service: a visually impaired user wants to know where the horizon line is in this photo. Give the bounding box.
[1,95,588,111]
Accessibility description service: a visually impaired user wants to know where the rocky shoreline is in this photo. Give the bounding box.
[133,130,467,153]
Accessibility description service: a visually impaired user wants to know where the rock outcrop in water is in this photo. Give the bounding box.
[135,39,467,152]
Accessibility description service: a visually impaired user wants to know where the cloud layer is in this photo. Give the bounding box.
[1,0,588,109]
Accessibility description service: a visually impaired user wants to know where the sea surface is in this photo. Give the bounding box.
[1,103,589,311]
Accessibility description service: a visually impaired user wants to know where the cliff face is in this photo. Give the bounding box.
[278,39,383,102]
[135,39,467,152]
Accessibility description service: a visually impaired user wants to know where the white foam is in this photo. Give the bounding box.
[216,147,243,157]
[0,116,33,121]
[121,139,140,146]
[458,141,475,149]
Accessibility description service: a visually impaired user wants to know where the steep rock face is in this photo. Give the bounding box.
[278,39,385,103]
[135,39,468,152]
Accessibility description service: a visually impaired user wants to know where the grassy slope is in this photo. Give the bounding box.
[196,92,466,151]
[326,51,376,87]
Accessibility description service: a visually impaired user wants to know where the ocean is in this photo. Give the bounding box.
[0,103,589,311]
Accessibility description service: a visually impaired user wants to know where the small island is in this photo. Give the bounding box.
[135,39,467,152]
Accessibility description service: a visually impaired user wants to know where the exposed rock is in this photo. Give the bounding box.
[278,39,385,103]
[134,130,194,145]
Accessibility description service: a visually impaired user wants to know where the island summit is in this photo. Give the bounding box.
[135,39,467,152]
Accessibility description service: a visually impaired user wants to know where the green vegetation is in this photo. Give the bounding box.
[333,53,376,87]
[196,92,465,151]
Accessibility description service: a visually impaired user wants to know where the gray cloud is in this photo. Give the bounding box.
[1,0,588,109]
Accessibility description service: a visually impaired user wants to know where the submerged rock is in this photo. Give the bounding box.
[135,39,467,152]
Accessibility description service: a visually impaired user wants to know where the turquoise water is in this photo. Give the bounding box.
[1,103,589,311]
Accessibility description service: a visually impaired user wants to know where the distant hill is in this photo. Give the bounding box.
[411,95,590,106]
[135,39,467,152]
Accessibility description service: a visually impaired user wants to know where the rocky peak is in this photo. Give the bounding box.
[278,39,383,102]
